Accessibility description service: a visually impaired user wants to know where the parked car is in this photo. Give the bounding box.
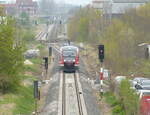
[132,77,149,87]
[135,80,150,90]
[137,90,150,99]
[140,95,150,115]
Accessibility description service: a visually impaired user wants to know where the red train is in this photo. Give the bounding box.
[59,45,79,72]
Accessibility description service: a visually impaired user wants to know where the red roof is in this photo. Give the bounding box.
[0,4,16,8]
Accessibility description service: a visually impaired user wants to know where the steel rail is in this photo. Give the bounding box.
[61,72,84,115]
[74,72,84,115]
[62,72,66,115]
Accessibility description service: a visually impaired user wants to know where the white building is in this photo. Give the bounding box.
[111,0,149,14]
[91,0,150,15]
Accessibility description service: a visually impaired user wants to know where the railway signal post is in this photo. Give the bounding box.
[48,46,52,63]
[43,57,48,76]
[98,45,105,98]
[33,80,40,115]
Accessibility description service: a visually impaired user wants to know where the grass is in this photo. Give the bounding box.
[0,94,16,105]
[103,92,125,115]
[13,86,35,114]
[24,65,38,73]
[18,74,37,81]
[0,85,35,115]
[30,58,42,65]
[104,92,119,107]
[0,62,38,114]
[37,44,45,50]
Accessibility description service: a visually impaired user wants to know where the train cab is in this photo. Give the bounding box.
[59,46,79,72]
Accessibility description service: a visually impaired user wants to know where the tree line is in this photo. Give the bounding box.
[68,4,150,77]
[0,17,24,93]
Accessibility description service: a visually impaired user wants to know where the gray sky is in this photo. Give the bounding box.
[57,0,91,5]
[4,0,92,5]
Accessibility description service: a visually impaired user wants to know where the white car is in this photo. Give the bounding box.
[135,80,150,90]
[137,90,150,99]
[132,77,149,87]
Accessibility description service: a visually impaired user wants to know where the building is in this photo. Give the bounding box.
[0,4,16,16]
[91,0,150,15]
[111,0,149,15]
[92,0,104,9]
[0,0,38,17]
[16,0,38,17]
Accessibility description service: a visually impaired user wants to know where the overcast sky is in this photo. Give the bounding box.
[56,0,91,5]
[4,0,92,5]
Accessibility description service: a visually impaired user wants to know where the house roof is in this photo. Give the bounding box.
[0,4,16,8]
[112,0,150,3]
[16,0,38,7]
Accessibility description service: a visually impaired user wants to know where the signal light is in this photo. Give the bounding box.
[98,45,104,62]
[34,81,38,99]
[43,57,48,69]
[49,47,52,56]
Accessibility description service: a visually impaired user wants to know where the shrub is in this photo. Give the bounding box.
[104,92,119,107]
[119,79,139,115]
[112,105,124,114]
[22,29,35,43]
[37,44,45,50]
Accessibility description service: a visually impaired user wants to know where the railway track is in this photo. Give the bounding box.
[74,72,83,115]
[60,71,87,115]
[36,28,47,41]
[62,72,66,115]
[36,24,55,41]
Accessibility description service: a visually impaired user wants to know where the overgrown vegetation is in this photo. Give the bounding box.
[0,17,24,93]
[0,7,41,114]
[13,86,35,114]
[104,92,125,115]
[22,28,35,43]
[119,80,139,115]
[104,79,139,115]
[68,5,149,114]
[68,4,150,76]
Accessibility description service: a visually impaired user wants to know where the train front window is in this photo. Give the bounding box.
[63,51,76,59]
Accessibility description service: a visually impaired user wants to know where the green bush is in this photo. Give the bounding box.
[0,17,24,93]
[104,92,119,107]
[112,105,124,114]
[37,44,45,50]
[119,79,139,115]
